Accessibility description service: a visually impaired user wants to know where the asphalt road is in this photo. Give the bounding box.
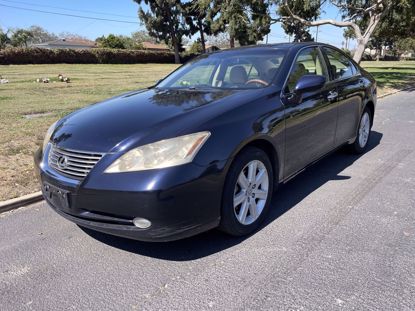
[1,90,415,311]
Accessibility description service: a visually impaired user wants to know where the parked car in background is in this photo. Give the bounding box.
[35,42,377,242]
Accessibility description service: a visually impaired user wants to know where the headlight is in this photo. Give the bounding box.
[42,121,58,151]
[105,131,211,173]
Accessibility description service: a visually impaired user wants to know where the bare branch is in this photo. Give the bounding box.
[281,0,363,39]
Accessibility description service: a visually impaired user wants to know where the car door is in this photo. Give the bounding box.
[282,47,338,179]
[321,47,365,146]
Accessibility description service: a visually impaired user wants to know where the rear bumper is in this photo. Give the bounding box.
[35,148,227,242]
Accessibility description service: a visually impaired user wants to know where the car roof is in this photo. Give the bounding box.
[210,42,334,55]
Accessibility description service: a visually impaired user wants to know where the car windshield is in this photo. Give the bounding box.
[157,49,287,90]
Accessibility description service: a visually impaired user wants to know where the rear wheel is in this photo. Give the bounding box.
[219,147,274,236]
[350,107,372,154]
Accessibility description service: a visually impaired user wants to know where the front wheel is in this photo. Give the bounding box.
[219,147,274,236]
[350,107,372,154]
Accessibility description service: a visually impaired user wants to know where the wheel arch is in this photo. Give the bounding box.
[229,138,281,187]
[364,100,375,128]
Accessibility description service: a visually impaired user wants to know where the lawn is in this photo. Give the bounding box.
[0,61,414,201]
[361,61,415,96]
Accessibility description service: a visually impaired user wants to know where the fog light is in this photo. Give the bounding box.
[133,217,151,229]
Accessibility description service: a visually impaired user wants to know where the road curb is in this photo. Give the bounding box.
[378,85,415,99]
[0,192,43,214]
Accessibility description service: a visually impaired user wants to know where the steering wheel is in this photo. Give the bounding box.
[245,79,268,86]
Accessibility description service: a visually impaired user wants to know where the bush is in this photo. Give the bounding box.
[188,41,204,54]
[0,47,177,64]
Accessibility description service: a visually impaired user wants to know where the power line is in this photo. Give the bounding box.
[0,0,138,19]
[0,3,140,24]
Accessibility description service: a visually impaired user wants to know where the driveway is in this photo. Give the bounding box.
[1,89,414,311]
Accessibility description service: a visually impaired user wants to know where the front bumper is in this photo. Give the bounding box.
[35,147,227,242]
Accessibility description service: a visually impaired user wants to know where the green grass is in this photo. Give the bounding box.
[0,61,414,201]
[361,61,415,96]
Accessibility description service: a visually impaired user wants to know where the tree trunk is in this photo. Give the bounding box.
[198,20,206,53]
[172,35,180,64]
[353,13,383,63]
[230,36,235,48]
[353,39,366,63]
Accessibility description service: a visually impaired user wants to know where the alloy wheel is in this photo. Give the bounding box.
[358,112,370,148]
[233,160,269,225]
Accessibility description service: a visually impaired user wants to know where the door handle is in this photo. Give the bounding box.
[327,91,338,101]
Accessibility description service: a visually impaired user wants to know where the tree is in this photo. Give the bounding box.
[0,30,10,49]
[10,29,34,48]
[369,0,415,58]
[134,0,190,63]
[131,30,155,44]
[206,32,232,48]
[277,0,321,42]
[183,0,216,53]
[96,34,135,49]
[396,37,415,57]
[276,0,394,63]
[58,32,89,41]
[343,27,355,50]
[210,0,272,48]
[188,40,204,54]
[27,26,57,44]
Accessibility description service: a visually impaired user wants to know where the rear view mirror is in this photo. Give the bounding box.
[294,75,326,94]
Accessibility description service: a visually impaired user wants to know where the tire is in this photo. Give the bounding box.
[219,147,274,236]
[349,107,372,154]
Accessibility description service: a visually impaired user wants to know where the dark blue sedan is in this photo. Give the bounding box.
[35,42,377,241]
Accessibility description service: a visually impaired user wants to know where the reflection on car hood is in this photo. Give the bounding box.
[51,88,237,152]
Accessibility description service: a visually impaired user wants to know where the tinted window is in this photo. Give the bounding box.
[157,50,287,90]
[286,47,326,93]
[323,47,355,80]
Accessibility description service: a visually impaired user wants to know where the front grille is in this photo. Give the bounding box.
[48,145,104,179]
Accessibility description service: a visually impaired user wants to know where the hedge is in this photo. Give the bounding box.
[0,47,180,65]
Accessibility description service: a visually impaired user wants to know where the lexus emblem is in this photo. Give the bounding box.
[57,155,68,169]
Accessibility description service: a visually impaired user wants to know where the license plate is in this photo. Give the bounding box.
[42,183,70,210]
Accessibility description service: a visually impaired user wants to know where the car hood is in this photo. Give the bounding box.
[51,88,239,152]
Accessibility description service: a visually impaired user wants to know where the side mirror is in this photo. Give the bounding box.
[294,75,326,94]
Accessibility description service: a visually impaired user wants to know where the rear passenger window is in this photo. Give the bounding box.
[323,47,355,80]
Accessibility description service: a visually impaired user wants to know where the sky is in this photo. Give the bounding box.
[0,0,352,49]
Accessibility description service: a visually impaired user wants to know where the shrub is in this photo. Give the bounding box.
[0,47,177,64]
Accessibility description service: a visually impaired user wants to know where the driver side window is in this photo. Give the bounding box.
[322,47,356,80]
[286,47,326,93]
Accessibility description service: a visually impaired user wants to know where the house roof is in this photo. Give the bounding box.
[33,38,97,48]
[142,41,169,50]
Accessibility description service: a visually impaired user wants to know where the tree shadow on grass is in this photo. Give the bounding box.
[81,131,383,261]
[367,70,415,91]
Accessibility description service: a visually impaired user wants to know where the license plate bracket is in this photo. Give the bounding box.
[42,182,70,210]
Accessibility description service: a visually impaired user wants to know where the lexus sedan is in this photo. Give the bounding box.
[35,42,377,242]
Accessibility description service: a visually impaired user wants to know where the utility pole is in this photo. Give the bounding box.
[315,25,319,42]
